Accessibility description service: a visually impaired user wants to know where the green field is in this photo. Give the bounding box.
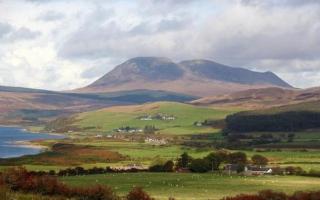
[62,102,235,135]
[61,173,320,200]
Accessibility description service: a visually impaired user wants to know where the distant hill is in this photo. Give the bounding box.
[225,100,320,133]
[79,57,292,96]
[45,101,234,135]
[0,86,196,125]
[192,87,320,109]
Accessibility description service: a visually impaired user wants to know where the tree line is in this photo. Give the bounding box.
[225,111,320,132]
[149,151,269,173]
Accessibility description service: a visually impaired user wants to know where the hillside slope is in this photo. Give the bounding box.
[79,57,292,96]
[46,102,235,135]
[225,100,320,133]
[192,87,320,109]
[0,86,196,125]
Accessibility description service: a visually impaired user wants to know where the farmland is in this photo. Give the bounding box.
[1,101,320,199]
[47,102,236,135]
[61,173,320,200]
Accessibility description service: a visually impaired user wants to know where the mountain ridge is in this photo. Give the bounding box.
[79,57,292,96]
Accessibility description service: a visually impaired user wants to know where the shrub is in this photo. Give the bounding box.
[126,187,154,200]
[1,167,118,200]
[251,155,268,166]
[189,159,210,173]
[221,190,320,200]
[228,152,247,165]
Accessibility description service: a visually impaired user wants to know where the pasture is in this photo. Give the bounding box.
[61,173,320,200]
[70,102,235,135]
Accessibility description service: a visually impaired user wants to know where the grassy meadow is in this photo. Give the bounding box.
[1,101,320,199]
[66,102,236,135]
[61,173,320,200]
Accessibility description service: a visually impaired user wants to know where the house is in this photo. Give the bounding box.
[244,166,273,176]
[224,164,272,176]
[94,134,103,138]
[161,115,175,120]
[194,121,203,127]
[139,115,153,121]
[144,137,167,145]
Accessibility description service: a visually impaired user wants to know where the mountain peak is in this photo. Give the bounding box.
[81,57,292,96]
[90,57,184,87]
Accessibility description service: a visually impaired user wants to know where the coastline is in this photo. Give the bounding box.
[0,126,65,158]
[12,140,49,150]
[0,124,65,137]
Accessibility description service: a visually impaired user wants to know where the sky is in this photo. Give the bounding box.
[0,0,320,90]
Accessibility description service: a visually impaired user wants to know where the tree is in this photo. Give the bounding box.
[251,155,268,166]
[163,160,174,172]
[177,152,192,168]
[144,125,156,134]
[189,159,210,173]
[205,153,222,171]
[228,152,247,165]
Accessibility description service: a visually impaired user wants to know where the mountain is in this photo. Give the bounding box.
[79,57,292,97]
[192,87,320,109]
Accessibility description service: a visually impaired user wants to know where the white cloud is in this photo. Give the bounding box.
[0,0,319,90]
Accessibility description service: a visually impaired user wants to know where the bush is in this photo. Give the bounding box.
[126,187,154,200]
[189,159,210,173]
[251,155,268,166]
[221,190,320,200]
[1,167,118,200]
[228,152,247,165]
[149,160,174,172]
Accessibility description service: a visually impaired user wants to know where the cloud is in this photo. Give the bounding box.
[0,0,320,90]
[0,22,40,42]
[241,0,320,7]
[37,10,65,21]
[0,23,13,38]
[10,27,41,40]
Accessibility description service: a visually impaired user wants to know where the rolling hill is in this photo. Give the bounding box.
[78,57,292,96]
[0,86,196,125]
[225,100,320,133]
[46,102,236,135]
[192,87,320,109]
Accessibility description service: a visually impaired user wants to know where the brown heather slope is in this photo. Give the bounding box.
[191,87,320,109]
[78,57,292,97]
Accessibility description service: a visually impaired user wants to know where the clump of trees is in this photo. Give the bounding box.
[144,125,157,134]
[225,111,320,132]
[149,160,174,172]
[221,190,320,200]
[148,151,270,173]
[251,154,269,166]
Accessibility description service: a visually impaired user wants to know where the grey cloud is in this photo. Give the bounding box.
[0,23,40,42]
[241,0,320,7]
[10,27,41,40]
[157,18,189,32]
[37,10,65,21]
[0,23,13,38]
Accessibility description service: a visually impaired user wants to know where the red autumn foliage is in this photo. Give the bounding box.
[222,190,320,200]
[0,167,118,200]
[126,187,154,200]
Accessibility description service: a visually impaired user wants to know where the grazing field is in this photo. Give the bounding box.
[50,102,236,135]
[61,173,320,200]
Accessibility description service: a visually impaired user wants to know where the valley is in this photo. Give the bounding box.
[0,58,320,200]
